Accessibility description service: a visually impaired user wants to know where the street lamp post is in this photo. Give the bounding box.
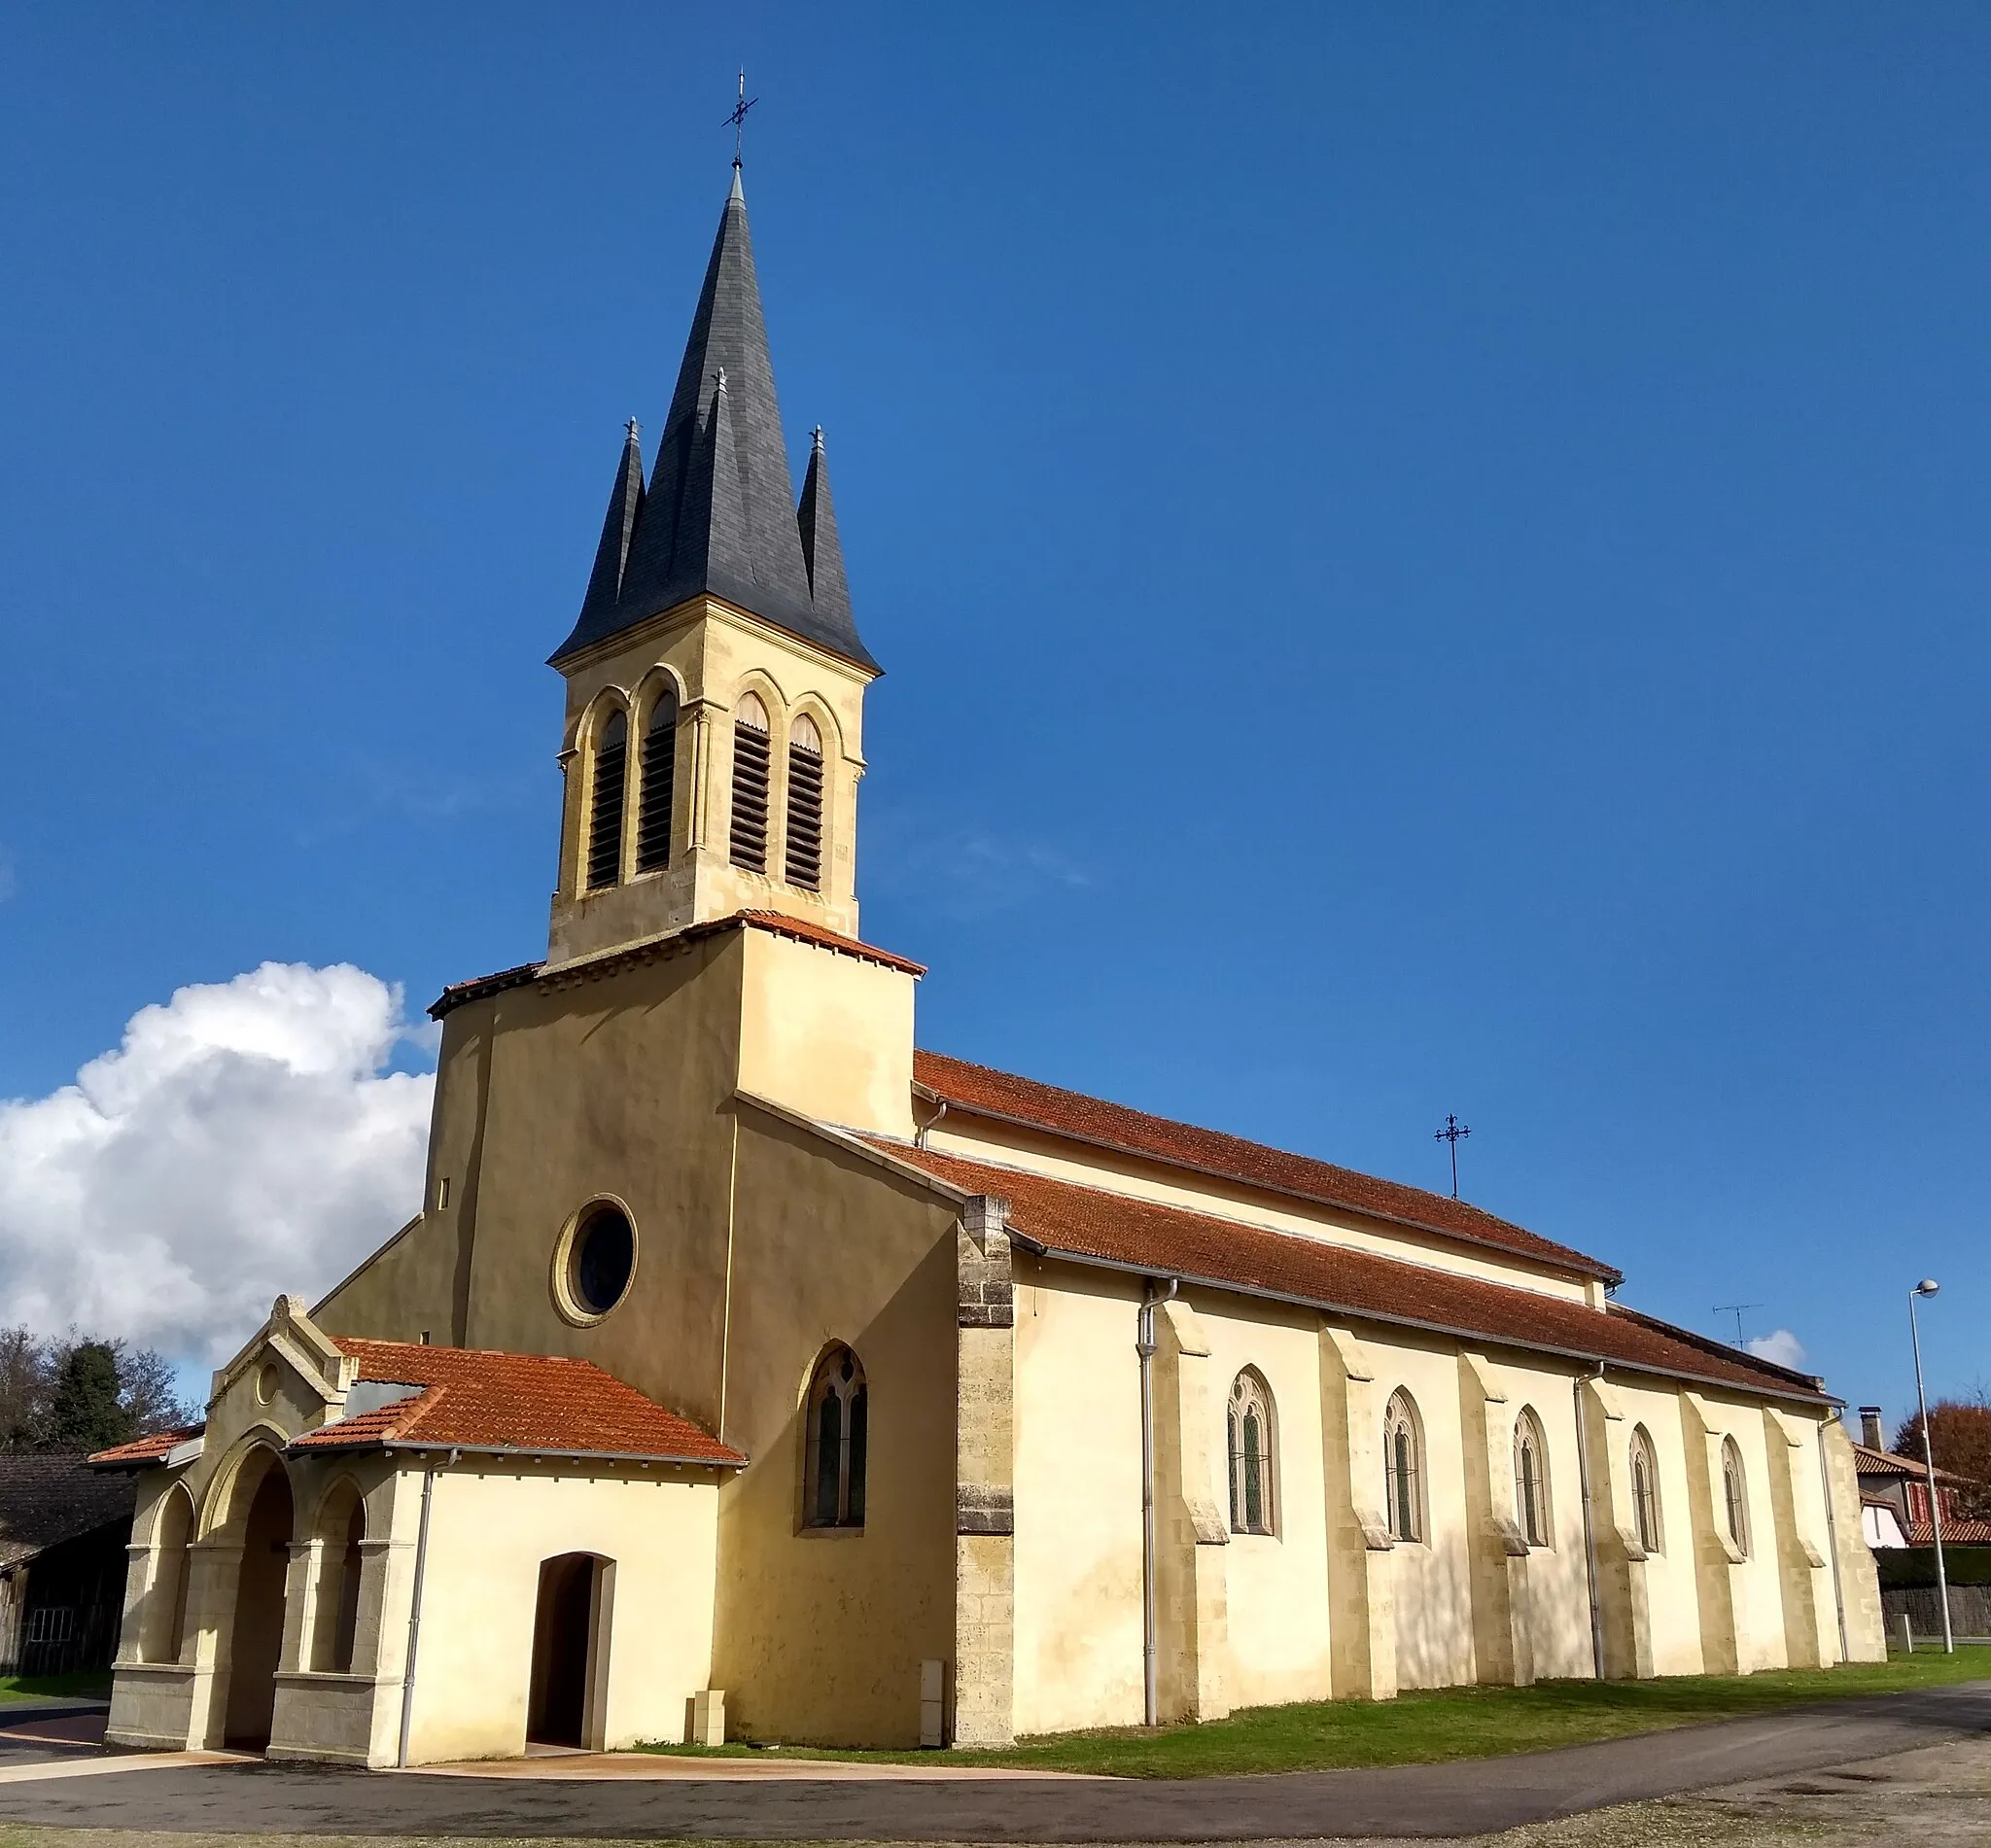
[1908,1279,1953,1655]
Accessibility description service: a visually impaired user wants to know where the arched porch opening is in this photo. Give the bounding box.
[222,1449,294,1748]
[526,1552,608,1748]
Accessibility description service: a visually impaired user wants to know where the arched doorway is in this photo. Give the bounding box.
[223,1453,294,1749]
[526,1553,603,1748]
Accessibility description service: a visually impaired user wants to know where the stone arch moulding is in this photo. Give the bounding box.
[197,1427,295,1542]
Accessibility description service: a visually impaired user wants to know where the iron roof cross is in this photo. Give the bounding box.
[726,70,758,168]
[1434,1113,1471,1200]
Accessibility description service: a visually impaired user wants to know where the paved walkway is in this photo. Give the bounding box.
[0,1684,1981,1840]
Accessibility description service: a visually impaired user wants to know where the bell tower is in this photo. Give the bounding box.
[544,169,880,967]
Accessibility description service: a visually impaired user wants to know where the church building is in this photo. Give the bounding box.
[92,164,1886,1766]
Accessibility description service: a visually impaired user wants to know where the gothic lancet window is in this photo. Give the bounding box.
[1228,1369,1277,1535]
[785,714,824,890]
[803,1344,867,1528]
[730,694,771,873]
[1384,1389,1423,1544]
[636,687,678,873]
[1514,1408,1551,1548]
[1630,1425,1662,1555]
[1722,1437,1750,1554]
[585,709,628,890]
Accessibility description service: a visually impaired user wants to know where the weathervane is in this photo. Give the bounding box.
[725,69,758,168]
[1434,1113,1471,1200]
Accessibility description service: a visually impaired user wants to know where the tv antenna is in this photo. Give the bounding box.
[1713,1303,1763,1345]
[1433,1114,1471,1200]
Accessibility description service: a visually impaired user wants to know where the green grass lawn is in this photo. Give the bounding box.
[640,1645,1991,1777]
[0,1671,114,1704]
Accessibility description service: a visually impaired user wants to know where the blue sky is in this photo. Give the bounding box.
[2,6,1985,1421]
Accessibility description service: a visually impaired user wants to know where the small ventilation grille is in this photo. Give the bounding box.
[730,722,770,872]
[786,745,823,889]
[637,701,676,873]
[585,717,627,891]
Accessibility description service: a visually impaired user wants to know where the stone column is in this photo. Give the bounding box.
[1762,1409,1832,1670]
[1318,1325,1396,1700]
[1680,1393,1745,1675]
[1582,1378,1654,1680]
[182,1540,244,1748]
[1817,1417,1887,1662]
[953,1198,1015,1748]
[1152,1298,1230,1723]
[1457,1353,1534,1687]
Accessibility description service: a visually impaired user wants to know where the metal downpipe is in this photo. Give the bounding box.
[1573,1367,1605,1682]
[396,1456,447,1768]
[1137,1278,1178,1728]
[1816,1420,1850,1663]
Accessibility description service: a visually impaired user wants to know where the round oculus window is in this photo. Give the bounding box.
[567,1204,635,1318]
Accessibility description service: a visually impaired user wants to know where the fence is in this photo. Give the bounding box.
[1882,1584,1991,1645]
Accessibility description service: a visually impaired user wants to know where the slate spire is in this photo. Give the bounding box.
[576,419,646,625]
[797,426,853,634]
[551,172,878,673]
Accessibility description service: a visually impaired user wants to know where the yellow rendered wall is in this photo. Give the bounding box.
[1011,1257,1146,1735]
[1194,1296,1336,1709]
[402,1464,720,1761]
[1609,1377,1710,1676]
[709,1109,960,1747]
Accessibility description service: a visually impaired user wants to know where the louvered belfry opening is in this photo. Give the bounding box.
[730,693,771,873]
[585,710,628,890]
[637,689,678,874]
[786,713,824,890]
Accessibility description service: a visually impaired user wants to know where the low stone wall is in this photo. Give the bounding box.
[1881,1584,1991,1642]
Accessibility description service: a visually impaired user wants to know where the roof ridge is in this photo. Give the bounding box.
[914,1049,1618,1284]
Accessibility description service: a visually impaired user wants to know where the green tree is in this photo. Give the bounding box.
[39,1341,137,1452]
[1895,1398,1991,1522]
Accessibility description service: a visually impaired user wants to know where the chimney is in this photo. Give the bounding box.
[1859,1406,1885,1449]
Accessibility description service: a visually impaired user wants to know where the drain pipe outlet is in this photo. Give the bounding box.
[1137,1277,1177,1728]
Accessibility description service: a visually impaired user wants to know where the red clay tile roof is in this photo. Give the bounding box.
[432,911,923,1019]
[1907,1517,1991,1545]
[287,1342,744,1467]
[88,1424,205,1469]
[915,1051,1619,1285]
[1853,1442,1980,1487]
[873,1140,1825,1403]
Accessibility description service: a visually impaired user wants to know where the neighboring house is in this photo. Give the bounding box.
[1852,1407,1991,1547]
[91,161,1890,1771]
[0,1455,137,1677]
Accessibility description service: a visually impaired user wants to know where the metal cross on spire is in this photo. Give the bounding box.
[1434,1113,1471,1199]
[725,69,758,169]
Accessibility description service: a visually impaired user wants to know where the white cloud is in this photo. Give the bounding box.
[1747,1328,1808,1371]
[0,964,434,1365]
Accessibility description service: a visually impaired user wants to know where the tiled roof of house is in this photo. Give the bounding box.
[1906,1517,1991,1545]
[914,1051,1619,1285]
[290,1341,745,1467]
[0,1454,139,1565]
[1853,1442,1979,1487]
[87,1425,205,1470]
[432,910,923,1020]
[873,1139,1825,1403]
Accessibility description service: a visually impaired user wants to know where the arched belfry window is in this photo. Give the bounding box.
[803,1344,867,1529]
[786,713,824,890]
[637,687,678,874]
[1514,1407,1551,1548]
[1630,1424,1662,1555]
[1383,1389,1423,1544]
[585,709,628,891]
[1721,1437,1750,1555]
[730,693,771,873]
[1227,1369,1277,1535]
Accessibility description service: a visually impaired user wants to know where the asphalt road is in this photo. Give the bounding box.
[0,1685,1985,1841]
